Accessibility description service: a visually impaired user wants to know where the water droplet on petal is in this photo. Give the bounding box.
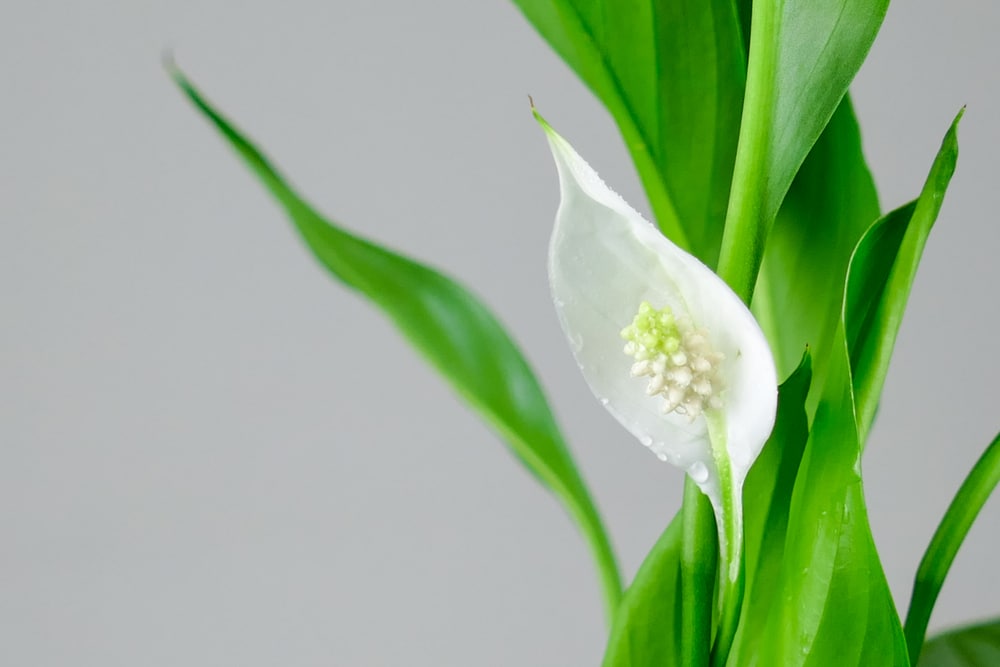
[640,435,653,447]
[688,461,709,484]
[655,452,667,462]
[599,398,609,406]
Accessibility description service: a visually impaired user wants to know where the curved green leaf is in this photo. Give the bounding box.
[740,334,907,665]
[752,96,879,392]
[919,619,1000,667]
[847,111,963,441]
[905,432,1000,664]
[510,0,746,266]
[170,67,622,617]
[728,352,812,664]
[601,515,685,667]
[718,0,889,300]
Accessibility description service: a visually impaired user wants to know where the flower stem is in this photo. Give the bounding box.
[716,0,781,304]
[706,410,744,666]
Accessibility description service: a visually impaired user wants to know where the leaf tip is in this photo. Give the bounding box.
[162,49,186,86]
[529,99,555,136]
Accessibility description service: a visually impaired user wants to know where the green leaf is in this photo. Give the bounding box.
[718,0,889,301]
[739,335,908,665]
[510,0,746,266]
[728,352,812,664]
[681,479,717,667]
[169,67,622,617]
[735,110,964,667]
[905,432,1000,664]
[601,515,685,667]
[847,110,963,441]
[918,619,1000,666]
[752,95,880,393]
[602,360,811,667]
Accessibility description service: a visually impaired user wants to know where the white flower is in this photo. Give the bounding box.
[536,111,778,583]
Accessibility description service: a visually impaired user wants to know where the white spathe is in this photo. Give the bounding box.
[538,114,778,510]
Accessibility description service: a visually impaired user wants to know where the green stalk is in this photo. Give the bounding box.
[707,411,743,666]
[716,0,782,301]
[699,4,781,659]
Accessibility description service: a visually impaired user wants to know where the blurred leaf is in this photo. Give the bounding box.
[918,619,1000,666]
[847,110,962,441]
[905,431,1000,663]
[719,0,889,299]
[510,0,746,266]
[752,96,879,394]
[170,67,622,616]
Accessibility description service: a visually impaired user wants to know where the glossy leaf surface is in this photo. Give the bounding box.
[738,334,907,665]
[718,0,890,298]
[847,111,962,440]
[752,96,879,395]
[729,352,812,664]
[510,0,746,265]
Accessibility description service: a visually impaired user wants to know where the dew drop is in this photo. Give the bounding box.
[640,435,653,447]
[655,452,667,462]
[688,461,709,484]
[599,398,609,406]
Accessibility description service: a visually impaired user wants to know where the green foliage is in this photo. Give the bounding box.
[174,0,998,663]
[752,97,879,391]
[735,333,907,665]
[601,515,685,667]
[511,2,991,665]
[905,432,1000,663]
[846,112,963,441]
[918,619,1000,666]
[602,355,812,667]
[729,352,812,663]
[169,67,623,618]
[510,0,745,266]
[718,0,890,300]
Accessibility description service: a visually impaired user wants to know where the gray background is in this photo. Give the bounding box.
[3,1,998,664]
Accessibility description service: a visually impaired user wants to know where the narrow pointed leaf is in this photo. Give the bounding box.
[743,336,907,665]
[918,619,1000,666]
[847,111,962,440]
[511,0,746,265]
[170,68,622,615]
[905,431,1000,664]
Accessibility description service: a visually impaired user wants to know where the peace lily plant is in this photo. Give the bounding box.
[171,1,1000,665]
